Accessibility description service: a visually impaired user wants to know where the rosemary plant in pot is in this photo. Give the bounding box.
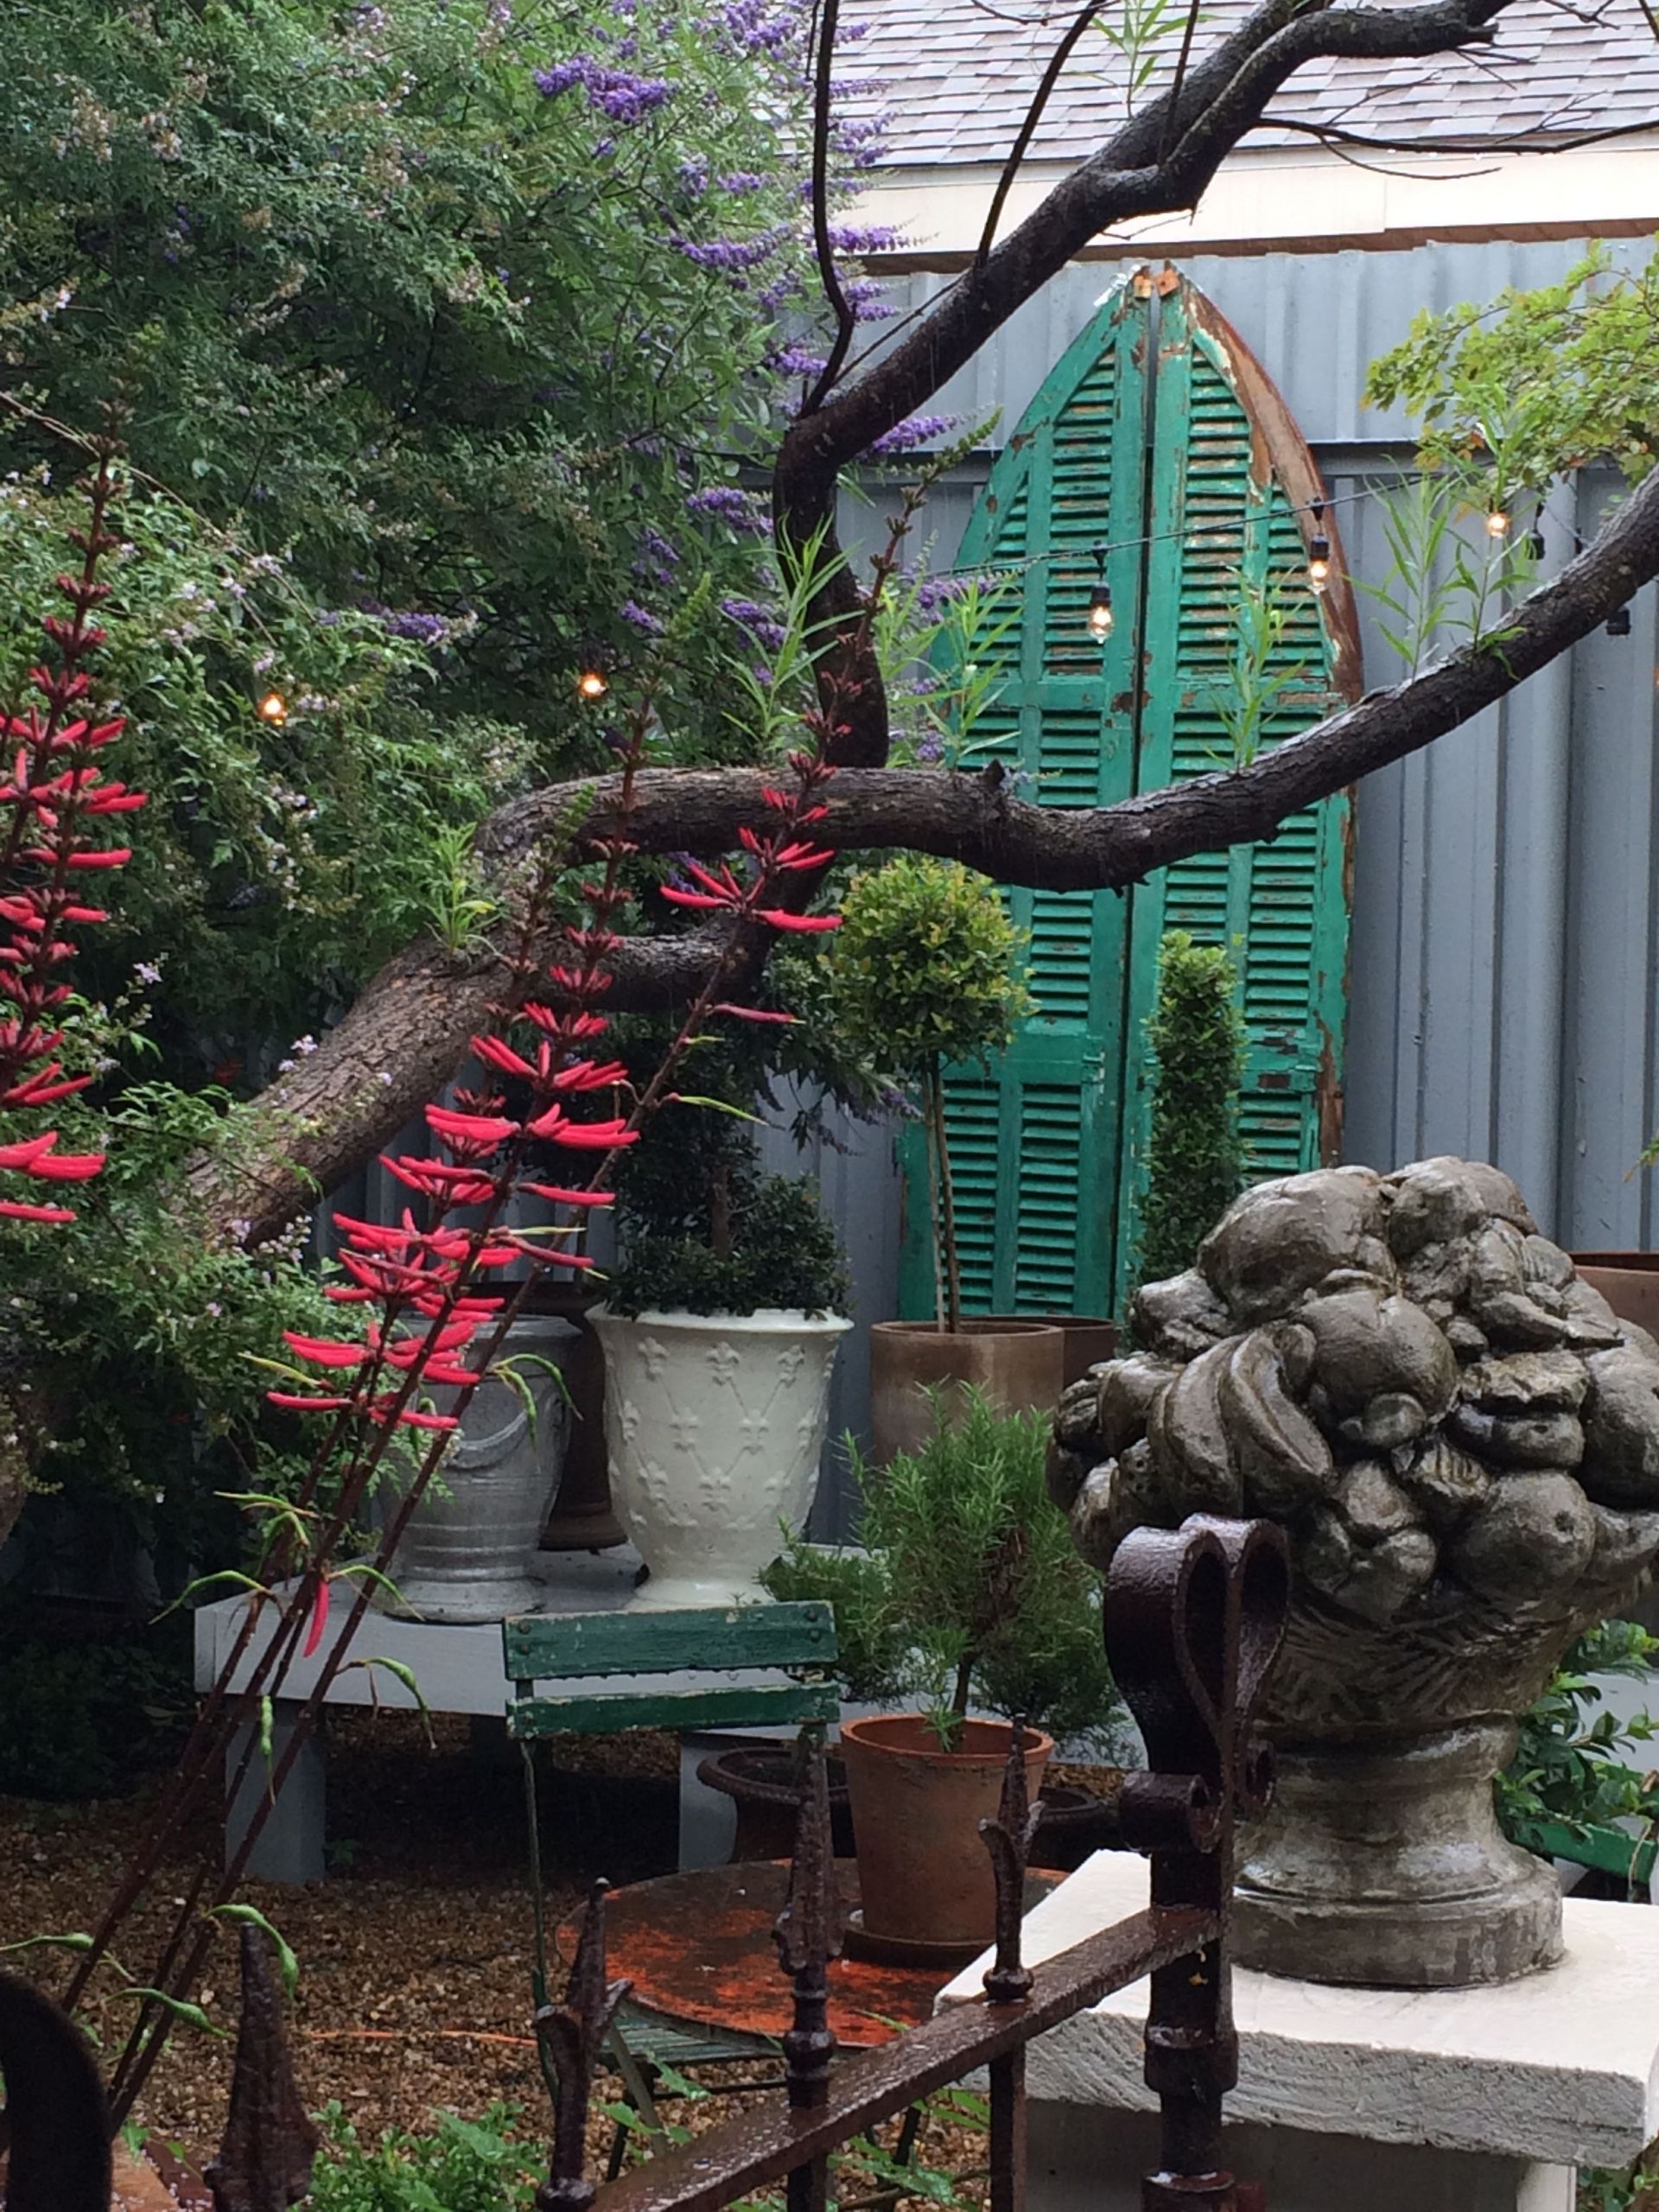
[828,855,1061,1461]
[596,1098,850,1608]
[770,1390,1120,1955]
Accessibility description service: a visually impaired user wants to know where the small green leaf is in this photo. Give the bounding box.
[207,1904,300,1999]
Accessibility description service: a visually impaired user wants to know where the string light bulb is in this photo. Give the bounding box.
[1607,607,1632,638]
[257,691,289,726]
[1528,527,1546,562]
[1485,507,1512,540]
[1086,543,1114,640]
[1306,502,1332,595]
[575,666,609,702]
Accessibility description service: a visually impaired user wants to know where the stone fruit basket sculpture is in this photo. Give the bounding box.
[1049,1156,1659,1986]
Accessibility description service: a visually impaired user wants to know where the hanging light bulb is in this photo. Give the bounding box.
[1485,506,1512,540]
[257,690,289,726]
[1086,543,1114,640]
[1607,607,1632,637]
[1306,502,1332,595]
[1527,526,1546,562]
[575,666,609,702]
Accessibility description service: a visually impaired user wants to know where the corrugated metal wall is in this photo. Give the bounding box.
[796,234,1659,1524]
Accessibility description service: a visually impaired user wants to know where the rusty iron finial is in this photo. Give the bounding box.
[978,1717,1043,2006]
[772,1726,841,2113]
[534,1882,632,2212]
[1106,1515,1288,2208]
[204,1925,320,2212]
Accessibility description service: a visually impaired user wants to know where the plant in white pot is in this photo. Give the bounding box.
[595,1098,851,1609]
[824,855,1064,1462]
[767,1389,1122,1955]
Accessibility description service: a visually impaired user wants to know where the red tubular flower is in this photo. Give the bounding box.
[517,1181,614,1207]
[302,1579,331,1659]
[425,1103,520,1148]
[756,909,841,932]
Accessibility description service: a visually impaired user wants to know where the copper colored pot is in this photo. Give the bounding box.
[868,1320,1065,1466]
[1571,1253,1659,1344]
[838,1713,1053,1948]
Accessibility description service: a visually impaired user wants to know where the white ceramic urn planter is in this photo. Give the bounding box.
[592,1308,852,1608]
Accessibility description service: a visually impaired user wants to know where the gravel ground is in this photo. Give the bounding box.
[0,1716,1116,2195]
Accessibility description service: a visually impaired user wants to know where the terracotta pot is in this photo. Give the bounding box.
[1570,1253,1659,1344]
[838,1713,1053,1948]
[868,1319,1065,1466]
[976,1315,1119,1389]
[696,1747,855,1860]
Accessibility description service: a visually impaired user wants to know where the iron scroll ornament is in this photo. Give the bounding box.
[1107,1515,1290,2203]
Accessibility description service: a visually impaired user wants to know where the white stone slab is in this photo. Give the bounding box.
[940,1848,1659,2169]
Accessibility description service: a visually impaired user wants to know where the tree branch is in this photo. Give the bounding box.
[191,450,1659,1247]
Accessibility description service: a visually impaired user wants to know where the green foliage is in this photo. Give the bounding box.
[0,0,832,1572]
[1202,569,1323,769]
[607,1096,848,1319]
[760,1537,908,1706]
[0,1614,193,1799]
[769,1393,1120,1751]
[1134,931,1245,1294]
[1498,1618,1659,1838]
[1366,245,1659,498]
[1579,2157,1659,2212]
[307,2103,540,2212]
[827,858,1031,1330]
[828,859,1032,1084]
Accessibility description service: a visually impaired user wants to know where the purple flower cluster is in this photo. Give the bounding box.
[671,222,791,270]
[766,343,828,378]
[719,596,788,652]
[717,170,771,194]
[620,599,665,635]
[827,219,905,254]
[865,412,960,457]
[533,54,672,124]
[715,0,804,53]
[632,525,680,584]
[382,609,452,645]
[842,274,895,322]
[685,486,770,537]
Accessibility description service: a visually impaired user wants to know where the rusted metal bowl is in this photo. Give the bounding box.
[697,1747,856,1860]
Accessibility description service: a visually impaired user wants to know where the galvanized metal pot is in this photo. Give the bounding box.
[593,1307,851,1609]
[382,1313,577,1623]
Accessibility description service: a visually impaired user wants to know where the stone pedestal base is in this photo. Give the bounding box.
[1236,1721,1563,1986]
[942,1851,1659,2205]
[1029,2101,1571,2212]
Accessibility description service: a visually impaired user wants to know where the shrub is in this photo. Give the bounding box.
[1134,930,1246,1295]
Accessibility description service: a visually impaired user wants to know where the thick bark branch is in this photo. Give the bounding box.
[189,454,1659,1247]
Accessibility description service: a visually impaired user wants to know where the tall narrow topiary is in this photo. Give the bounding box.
[1135,930,1246,1294]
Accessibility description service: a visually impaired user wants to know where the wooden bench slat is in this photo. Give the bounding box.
[502,1601,836,1681]
[505,1681,840,1738]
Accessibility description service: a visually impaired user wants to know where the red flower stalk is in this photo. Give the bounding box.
[0,448,143,1223]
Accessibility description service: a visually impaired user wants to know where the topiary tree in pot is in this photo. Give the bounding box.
[824,855,1058,1460]
[767,1389,1121,1954]
[597,1096,851,1609]
[1133,930,1247,1298]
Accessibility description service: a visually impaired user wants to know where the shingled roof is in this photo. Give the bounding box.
[843,0,1659,168]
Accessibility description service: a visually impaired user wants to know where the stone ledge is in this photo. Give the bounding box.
[940,1849,1659,2169]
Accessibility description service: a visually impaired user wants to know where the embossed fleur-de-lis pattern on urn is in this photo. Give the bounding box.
[595,1313,851,1601]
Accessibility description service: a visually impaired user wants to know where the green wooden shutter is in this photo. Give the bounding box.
[1110,281,1355,1313]
[896,280,1152,1319]
[896,272,1359,1324]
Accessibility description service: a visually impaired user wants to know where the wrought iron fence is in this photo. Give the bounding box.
[533,1513,1288,2212]
[35,1510,1284,2212]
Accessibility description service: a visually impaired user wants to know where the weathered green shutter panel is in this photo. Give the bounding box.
[896,282,1152,1319]
[1111,283,1355,1313]
[897,273,1358,1323]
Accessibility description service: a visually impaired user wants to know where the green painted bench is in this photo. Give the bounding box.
[501,1600,841,1741]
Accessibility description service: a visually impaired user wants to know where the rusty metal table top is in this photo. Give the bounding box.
[563,1862,1058,2050]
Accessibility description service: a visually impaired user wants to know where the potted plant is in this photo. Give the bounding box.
[594,1099,851,1609]
[768,1389,1122,1955]
[1130,929,1246,1302]
[826,855,1063,1461]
